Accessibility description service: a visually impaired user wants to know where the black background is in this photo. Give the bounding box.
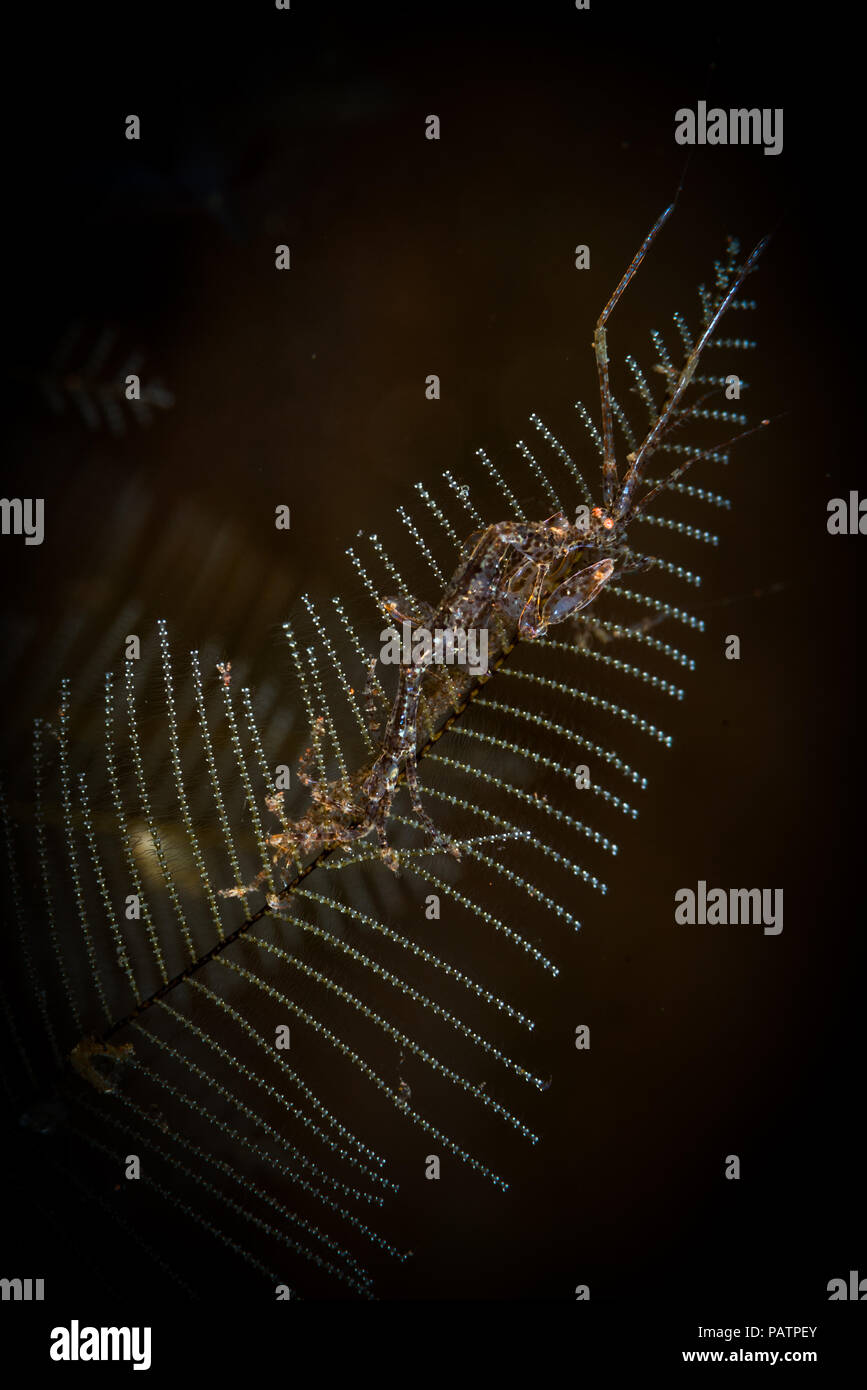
[1,0,862,1368]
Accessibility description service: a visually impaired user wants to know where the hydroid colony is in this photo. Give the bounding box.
[1,204,764,1298]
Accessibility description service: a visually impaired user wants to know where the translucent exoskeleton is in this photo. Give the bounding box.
[222,201,767,894]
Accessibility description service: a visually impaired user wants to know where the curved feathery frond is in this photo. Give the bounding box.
[0,230,763,1299]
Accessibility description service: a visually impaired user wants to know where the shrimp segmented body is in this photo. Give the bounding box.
[222,202,767,894]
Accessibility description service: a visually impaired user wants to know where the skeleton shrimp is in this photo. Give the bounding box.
[222,201,767,895]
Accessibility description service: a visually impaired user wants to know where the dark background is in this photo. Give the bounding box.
[1,0,862,1362]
